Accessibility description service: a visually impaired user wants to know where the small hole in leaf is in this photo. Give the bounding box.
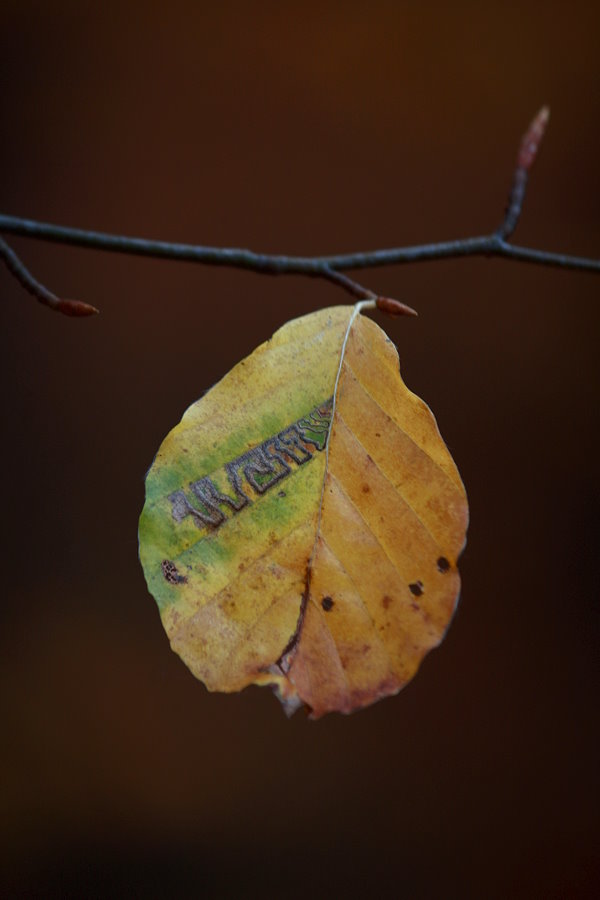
[321,596,334,612]
[437,557,450,573]
[409,581,424,597]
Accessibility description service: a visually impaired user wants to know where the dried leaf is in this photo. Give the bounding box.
[139,304,468,718]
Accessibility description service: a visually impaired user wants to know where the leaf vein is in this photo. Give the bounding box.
[335,413,442,550]
[319,534,397,672]
[328,470,432,631]
[344,358,463,498]
[171,518,310,643]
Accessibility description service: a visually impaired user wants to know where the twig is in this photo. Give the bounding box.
[1,107,598,318]
[320,267,417,316]
[496,106,550,240]
[0,237,98,317]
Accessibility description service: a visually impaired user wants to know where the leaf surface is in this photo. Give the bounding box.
[139,305,468,718]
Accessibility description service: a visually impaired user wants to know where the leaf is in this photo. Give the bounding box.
[138,304,468,718]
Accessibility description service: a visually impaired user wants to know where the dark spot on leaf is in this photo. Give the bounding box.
[362,484,370,493]
[409,580,424,597]
[278,490,286,498]
[321,596,334,612]
[382,595,393,609]
[375,432,381,437]
[437,556,450,573]
[161,560,187,585]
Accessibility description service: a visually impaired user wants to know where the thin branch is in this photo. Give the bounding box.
[1,107,598,317]
[319,235,600,272]
[0,237,98,317]
[317,267,376,299]
[496,105,550,240]
[320,268,418,316]
[1,217,598,275]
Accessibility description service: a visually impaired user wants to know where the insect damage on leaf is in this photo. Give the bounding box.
[138,304,469,719]
[167,398,333,535]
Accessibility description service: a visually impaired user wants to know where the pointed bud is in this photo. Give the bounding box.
[376,296,418,317]
[56,298,100,317]
[517,106,550,171]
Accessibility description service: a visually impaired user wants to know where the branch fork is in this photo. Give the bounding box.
[1,107,598,319]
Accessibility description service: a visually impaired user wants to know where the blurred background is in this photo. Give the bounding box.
[1,1,599,896]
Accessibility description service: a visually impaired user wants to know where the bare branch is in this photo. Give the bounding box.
[319,267,377,300]
[0,237,98,317]
[0,107,598,318]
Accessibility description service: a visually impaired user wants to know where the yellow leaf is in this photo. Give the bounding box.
[139,303,468,718]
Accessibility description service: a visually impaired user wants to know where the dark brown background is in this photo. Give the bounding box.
[1,2,599,897]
